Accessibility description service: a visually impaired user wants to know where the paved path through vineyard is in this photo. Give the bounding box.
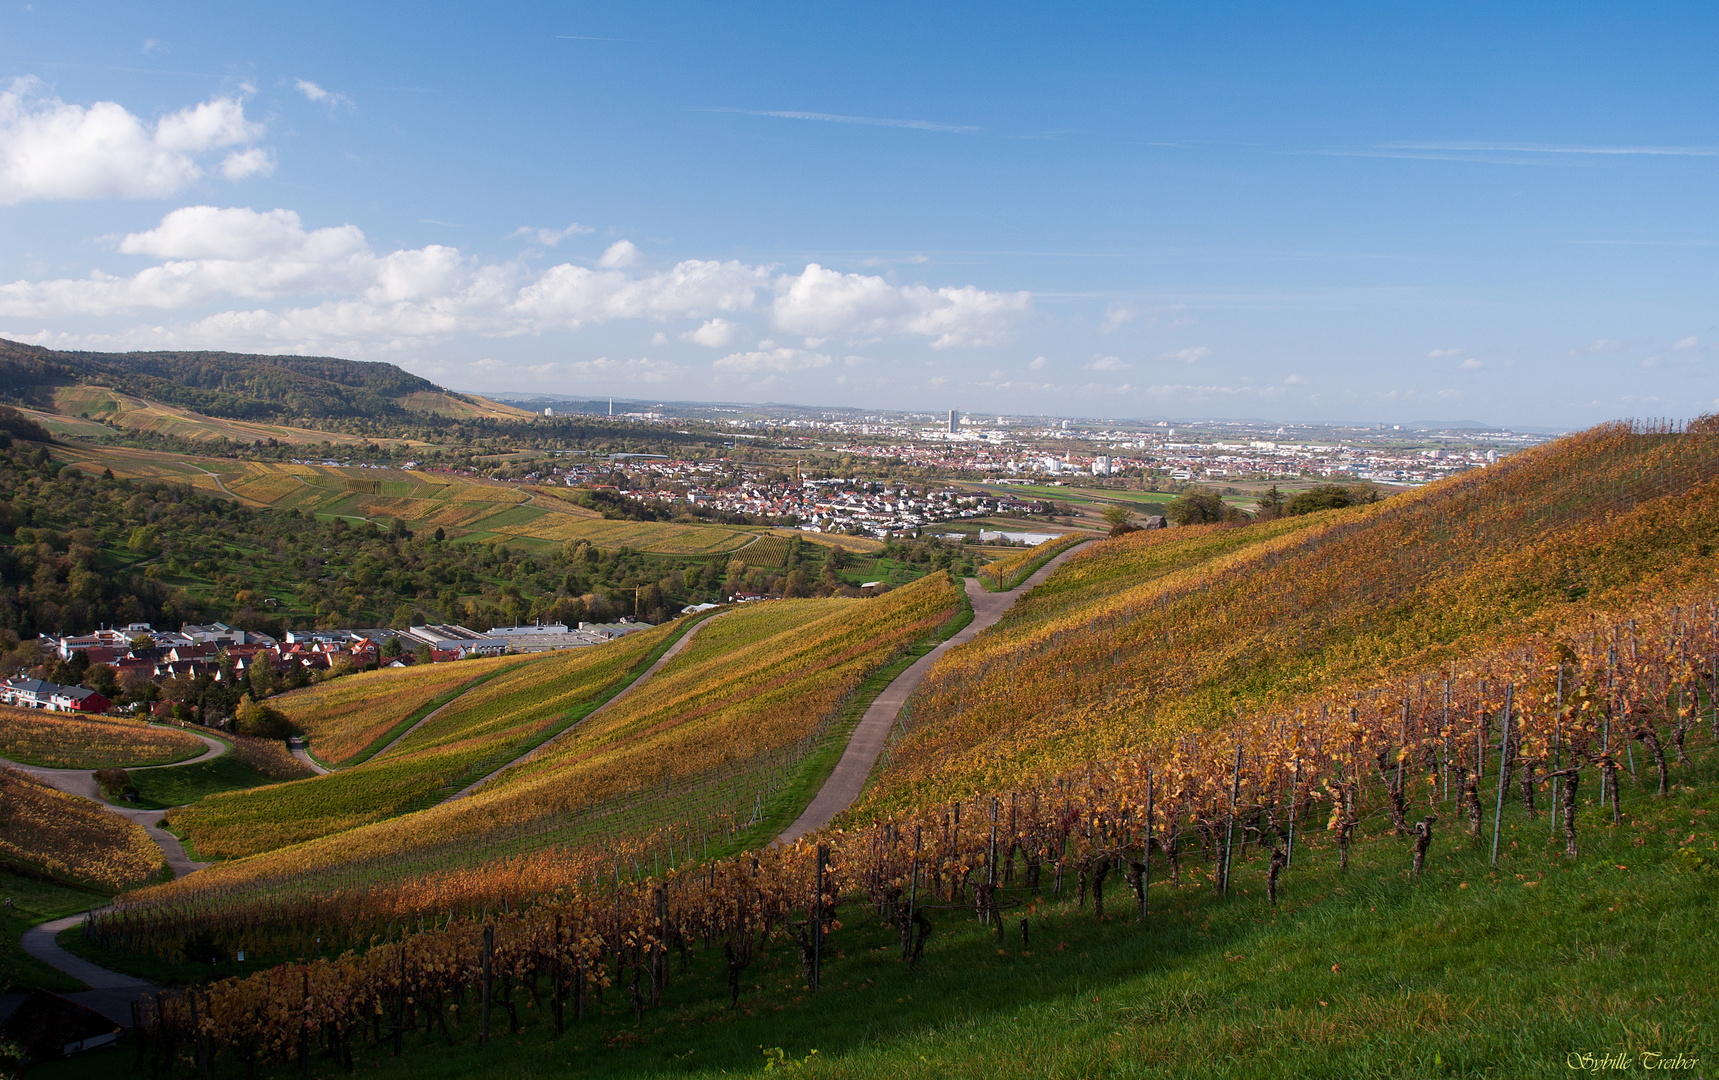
[3,728,228,1025]
[442,609,730,803]
[778,540,1092,844]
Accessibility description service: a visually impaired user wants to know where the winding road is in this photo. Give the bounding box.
[6,541,1090,1025]
[3,727,227,1025]
[778,541,1091,844]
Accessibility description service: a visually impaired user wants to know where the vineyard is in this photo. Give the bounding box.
[975,532,1089,592]
[273,655,532,767]
[166,628,676,859]
[0,708,205,769]
[0,768,164,891]
[97,579,1719,1075]
[108,576,966,927]
[865,420,1719,811]
[33,419,1719,1076]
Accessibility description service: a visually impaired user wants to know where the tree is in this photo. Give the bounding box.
[381,635,403,659]
[1259,485,1286,519]
[1165,490,1233,526]
[781,569,811,598]
[1100,504,1138,536]
[415,642,434,666]
[235,695,294,739]
[1284,484,1377,516]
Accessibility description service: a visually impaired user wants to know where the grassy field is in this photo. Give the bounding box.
[128,754,291,812]
[0,868,107,995]
[0,709,205,769]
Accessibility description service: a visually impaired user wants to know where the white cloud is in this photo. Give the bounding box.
[1570,339,1626,356]
[219,147,275,180]
[1672,335,1699,350]
[1459,357,1484,370]
[0,77,267,203]
[512,223,593,247]
[1284,374,1308,385]
[512,258,768,327]
[712,347,832,376]
[598,240,641,268]
[684,317,740,347]
[294,79,354,109]
[566,355,683,383]
[1428,347,1464,358]
[3,205,1034,360]
[1160,345,1211,364]
[1086,355,1129,371]
[772,263,1030,348]
[1099,304,1135,334]
[1028,355,1050,370]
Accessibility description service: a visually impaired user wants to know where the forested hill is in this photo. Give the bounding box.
[0,337,508,424]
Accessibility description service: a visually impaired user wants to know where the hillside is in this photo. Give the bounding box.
[120,574,965,913]
[26,419,1719,1079]
[0,337,528,427]
[859,419,1719,812]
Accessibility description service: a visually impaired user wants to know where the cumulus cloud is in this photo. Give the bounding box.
[1569,339,1626,356]
[1160,345,1211,364]
[0,78,266,203]
[294,79,353,108]
[1284,374,1308,385]
[1085,355,1129,371]
[1459,357,1484,370]
[1028,356,1050,370]
[512,223,593,247]
[772,263,1030,348]
[597,240,641,268]
[1673,335,1699,350]
[2,205,1036,361]
[684,317,740,347]
[712,347,832,376]
[512,258,768,327]
[1428,347,1464,358]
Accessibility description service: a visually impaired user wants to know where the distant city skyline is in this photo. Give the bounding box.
[1,2,1716,427]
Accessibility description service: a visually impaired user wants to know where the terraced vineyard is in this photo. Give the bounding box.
[166,626,676,859]
[275,654,534,766]
[0,708,205,769]
[124,574,965,915]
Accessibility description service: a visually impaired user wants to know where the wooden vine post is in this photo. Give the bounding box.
[479,923,493,1048]
[1490,684,1513,868]
[1222,741,1242,895]
[811,843,827,991]
[1140,767,1154,920]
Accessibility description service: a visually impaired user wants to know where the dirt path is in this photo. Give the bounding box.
[292,745,331,775]
[441,611,729,804]
[777,541,1091,844]
[5,727,230,1024]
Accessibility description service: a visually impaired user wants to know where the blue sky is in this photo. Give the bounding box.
[1,2,1715,427]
